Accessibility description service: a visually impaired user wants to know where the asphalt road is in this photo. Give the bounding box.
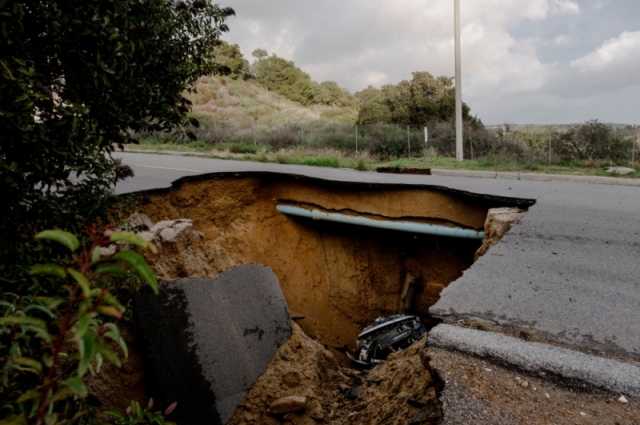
[116,152,640,361]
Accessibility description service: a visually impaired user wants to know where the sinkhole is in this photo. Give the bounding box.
[138,172,533,350]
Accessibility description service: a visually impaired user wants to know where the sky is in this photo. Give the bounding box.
[220,0,640,125]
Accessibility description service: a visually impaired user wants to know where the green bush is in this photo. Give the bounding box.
[0,230,160,424]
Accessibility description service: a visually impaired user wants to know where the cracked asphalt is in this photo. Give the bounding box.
[116,152,640,362]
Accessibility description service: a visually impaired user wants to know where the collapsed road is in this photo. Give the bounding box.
[114,151,640,423]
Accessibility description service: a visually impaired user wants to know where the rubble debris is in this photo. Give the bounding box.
[124,212,154,231]
[349,315,427,368]
[606,166,635,176]
[269,396,308,415]
[135,265,291,425]
[619,395,629,404]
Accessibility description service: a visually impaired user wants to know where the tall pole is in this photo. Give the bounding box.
[454,0,464,161]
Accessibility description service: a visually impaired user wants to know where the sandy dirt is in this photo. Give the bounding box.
[228,323,440,425]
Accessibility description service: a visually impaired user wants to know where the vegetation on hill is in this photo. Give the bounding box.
[252,50,357,108]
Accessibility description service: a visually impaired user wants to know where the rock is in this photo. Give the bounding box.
[308,399,325,420]
[135,265,292,425]
[269,396,307,415]
[618,395,629,404]
[607,166,635,176]
[151,219,194,243]
[125,213,154,231]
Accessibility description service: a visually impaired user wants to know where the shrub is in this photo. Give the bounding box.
[262,126,301,150]
[0,230,159,424]
[365,124,418,160]
[228,143,259,155]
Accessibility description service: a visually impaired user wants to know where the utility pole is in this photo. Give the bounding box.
[454,0,464,161]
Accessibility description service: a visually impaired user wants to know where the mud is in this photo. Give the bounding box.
[139,175,520,349]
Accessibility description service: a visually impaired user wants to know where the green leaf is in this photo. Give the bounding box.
[12,357,42,374]
[30,264,67,279]
[98,343,122,368]
[110,231,149,249]
[24,305,55,320]
[102,292,125,311]
[67,269,92,299]
[33,297,64,311]
[94,263,128,277]
[35,230,80,252]
[91,246,102,264]
[77,333,96,377]
[16,389,40,403]
[104,323,128,359]
[97,306,123,319]
[75,314,92,339]
[63,376,88,398]
[0,315,46,329]
[113,251,158,294]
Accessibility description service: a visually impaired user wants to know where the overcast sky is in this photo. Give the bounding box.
[221,0,639,125]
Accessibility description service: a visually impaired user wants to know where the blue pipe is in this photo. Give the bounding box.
[277,204,485,240]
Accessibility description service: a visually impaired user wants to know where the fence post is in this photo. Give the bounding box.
[547,137,552,166]
[407,126,411,157]
[355,125,359,155]
[632,139,636,166]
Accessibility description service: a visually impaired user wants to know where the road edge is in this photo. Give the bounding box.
[429,324,640,396]
[123,148,640,187]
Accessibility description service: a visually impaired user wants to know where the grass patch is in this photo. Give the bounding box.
[129,140,640,179]
[228,143,259,154]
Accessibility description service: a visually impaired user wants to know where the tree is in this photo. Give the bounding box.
[0,0,234,265]
[253,53,319,105]
[355,86,392,124]
[213,41,251,80]
[316,81,356,107]
[356,71,478,128]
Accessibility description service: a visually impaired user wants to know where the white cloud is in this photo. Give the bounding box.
[221,0,638,124]
[572,31,640,73]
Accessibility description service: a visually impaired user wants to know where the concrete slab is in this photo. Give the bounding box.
[135,265,291,424]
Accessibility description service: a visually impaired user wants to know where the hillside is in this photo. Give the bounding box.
[185,75,358,143]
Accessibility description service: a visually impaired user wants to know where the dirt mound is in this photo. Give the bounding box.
[228,323,440,425]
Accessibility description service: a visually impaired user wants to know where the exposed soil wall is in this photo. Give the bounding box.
[139,175,522,349]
